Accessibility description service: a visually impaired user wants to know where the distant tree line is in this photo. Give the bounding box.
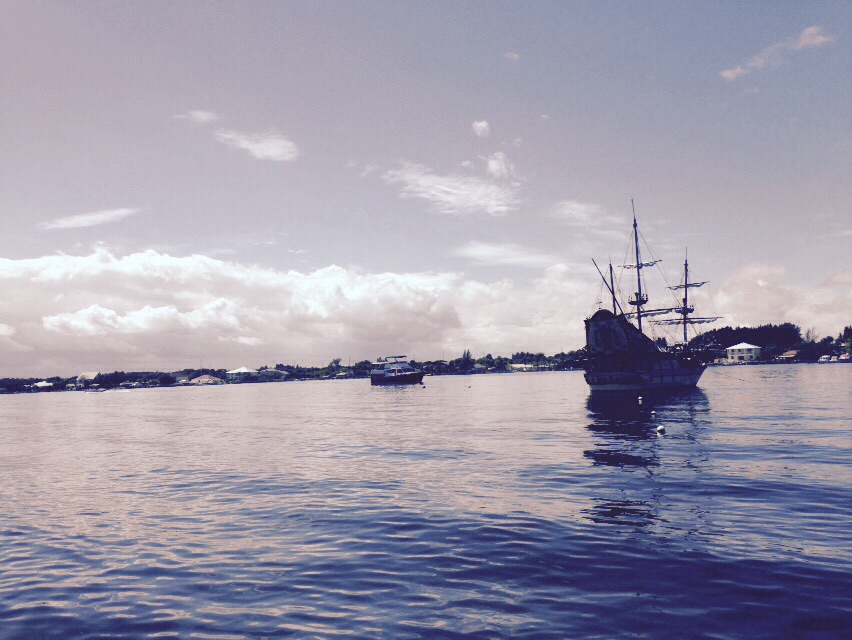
[2,324,849,393]
[689,323,852,362]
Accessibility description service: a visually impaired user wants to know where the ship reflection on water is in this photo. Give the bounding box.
[582,389,710,528]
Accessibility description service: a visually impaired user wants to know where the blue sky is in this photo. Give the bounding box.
[0,1,849,375]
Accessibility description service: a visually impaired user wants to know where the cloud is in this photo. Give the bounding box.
[214,129,300,161]
[218,336,264,346]
[383,162,519,216]
[173,110,221,124]
[714,264,852,337]
[824,270,852,286]
[40,208,143,230]
[551,200,625,240]
[720,25,834,81]
[484,151,516,179]
[454,242,559,268]
[2,247,848,376]
[504,52,520,61]
[472,120,490,138]
[0,247,600,375]
[793,26,834,50]
[43,299,243,336]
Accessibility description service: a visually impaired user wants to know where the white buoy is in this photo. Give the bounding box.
[656,425,665,434]
[651,410,656,415]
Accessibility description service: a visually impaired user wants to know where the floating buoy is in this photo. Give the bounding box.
[656,425,665,434]
[651,410,656,415]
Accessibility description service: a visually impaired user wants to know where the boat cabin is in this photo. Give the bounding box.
[370,356,416,377]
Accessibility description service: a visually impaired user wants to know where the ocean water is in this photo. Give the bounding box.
[0,365,850,639]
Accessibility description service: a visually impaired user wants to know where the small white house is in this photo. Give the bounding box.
[226,366,258,383]
[76,371,100,389]
[726,343,761,363]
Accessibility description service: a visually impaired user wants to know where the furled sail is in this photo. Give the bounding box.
[623,308,677,318]
[653,317,719,326]
[623,260,661,269]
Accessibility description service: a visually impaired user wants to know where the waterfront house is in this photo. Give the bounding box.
[226,366,258,383]
[776,350,799,362]
[257,369,287,382]
[191,374,224,385]
[726,343,761,363]
[76,371,100,389]
[33,381,53,390]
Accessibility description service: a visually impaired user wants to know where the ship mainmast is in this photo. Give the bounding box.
[609,261,617,315]
[628,200,649,332]
[682,250,690,342]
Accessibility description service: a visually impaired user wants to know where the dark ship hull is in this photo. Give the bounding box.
[584,309,706,393]
[370,371,425,386]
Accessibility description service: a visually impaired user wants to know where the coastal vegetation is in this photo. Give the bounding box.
[1,323,848,394]
[689,323,852,362]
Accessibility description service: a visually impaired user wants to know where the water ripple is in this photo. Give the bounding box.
[1,367,850,638]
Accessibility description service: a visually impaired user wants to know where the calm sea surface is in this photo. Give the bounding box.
[1,365,850,639]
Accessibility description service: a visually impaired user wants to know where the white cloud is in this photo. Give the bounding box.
[218,336,264,346]
[0,247,599,375]
[714,264,852,337]
[551,200,625,241]
[454,242,559,268]
[214,129,300,161]
[552,200,605,225]
[793,26,834,51]
[173,110,221,124]
[484,151,516,179]
[504,52,520,61]
[2,247,847,376]
[40,208,142,230]
[720,26,834,81]
[472,120,490,138]
[825,270,852,286]
[43,298,242,336]
[383,162,519,216]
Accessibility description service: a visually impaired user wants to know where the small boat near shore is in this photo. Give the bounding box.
[370,356,425,386]
[584,202,718,394]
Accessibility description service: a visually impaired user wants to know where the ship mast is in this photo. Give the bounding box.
[682,250,689,342]
[655,248,718,343]
[629,200,648,332]
[609,261,617,314]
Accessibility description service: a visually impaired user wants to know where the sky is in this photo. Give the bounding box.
[1,1,850,376]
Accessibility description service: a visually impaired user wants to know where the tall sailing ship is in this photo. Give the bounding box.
[583,203,718,393]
